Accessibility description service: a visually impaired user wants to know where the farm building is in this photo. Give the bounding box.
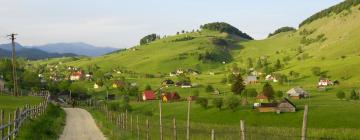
[0,78,5,92]
[94,83,100,89]
[169,72,177,77]
[257,103,278,113]
[318,78,333,86]
[70,71,83,81]
[256,94,270,103]
[162,92,181,102]
[162,79,175,87]
[142,90,157,101]
[112,80,126,88]
[181,82,192,88]
[287,87,309,99]
[265,75,278,82]
[245,76,258,84]
[277,98,296,112]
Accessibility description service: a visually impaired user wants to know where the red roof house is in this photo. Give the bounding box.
[142,90,157,101]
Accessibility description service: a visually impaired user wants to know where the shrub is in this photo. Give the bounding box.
[212,98,224,110]
[226,96,240,112]
[192,89,200,97]
[243,88,258,98]
[350,89,359,100]
[205,85,214,93]
[196,97,209,109]
[145,84,152,90]
[336,90,346,100]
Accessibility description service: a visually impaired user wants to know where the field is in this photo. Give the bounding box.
[0,94,43,114]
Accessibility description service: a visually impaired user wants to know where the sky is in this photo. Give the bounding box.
[0,0,343,48]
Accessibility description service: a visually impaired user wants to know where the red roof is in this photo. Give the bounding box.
[143,90,156,100]
[256,94,269,99]
[162,92,180,100]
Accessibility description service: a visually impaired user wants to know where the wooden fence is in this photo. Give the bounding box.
[76,100,313,140]
[0,94,49,140]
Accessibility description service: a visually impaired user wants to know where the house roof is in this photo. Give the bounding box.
[279,98,296,108]
[143,90,156,100]
[162,92,180,100]
[113,80,126,86]
[260,103,278,107]
[287,87,308,96]
[256,94,269,99]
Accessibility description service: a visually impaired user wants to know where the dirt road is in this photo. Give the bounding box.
[59,108,106,140]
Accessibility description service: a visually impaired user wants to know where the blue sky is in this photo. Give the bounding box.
[0,0,343,48]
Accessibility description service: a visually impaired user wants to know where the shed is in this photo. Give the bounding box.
[142,90,157,101]
[277,98,296,112]
[258,103,278,112]
[162,92,181,102]
[287,87,309,99]
[245,76,258,84]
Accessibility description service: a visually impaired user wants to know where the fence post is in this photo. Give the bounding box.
[130,115,133,134]
[1,110,4,140]
[186,100,191,140]
[301,105,309,140]
[240,120,246,140]
[173,118,177,140]
[8,113,12,140]
[13,109,18,138]
[122,113,125,129]
[125,110,128,130]
[211,129,215,140]
[137,116,140,140]
[159,100,163,140]
[146,119,149,140]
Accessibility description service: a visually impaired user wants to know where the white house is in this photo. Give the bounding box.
[265,75,278,82]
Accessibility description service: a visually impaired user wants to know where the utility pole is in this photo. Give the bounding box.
[8,34,18,96]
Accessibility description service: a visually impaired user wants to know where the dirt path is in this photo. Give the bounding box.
[59,108,106,140]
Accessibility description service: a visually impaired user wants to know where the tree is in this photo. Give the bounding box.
[177,74,190,83]
[191,89,199,97]
[226,96,240,112]
[262,83,275,99]
[275,91,284,98]
[244,88,258,98]
[212,98,223,110]
[140,34,158,45]
[350,89,359,100]
[268,26,296,37]
[200,22,253,40]
[231,74,245,95]
[274,59,282,70]
[311,67,321,76]
[205,85,214,93]
[145,84,152,90]
[196,97,208,109]
[336,90,345,100]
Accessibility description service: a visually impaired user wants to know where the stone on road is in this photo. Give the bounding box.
[59,108,106,140]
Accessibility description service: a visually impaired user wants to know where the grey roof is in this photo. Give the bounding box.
[287,87,309,96]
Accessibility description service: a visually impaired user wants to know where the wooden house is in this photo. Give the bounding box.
[257,103,278,112]
[277,98,296,112]
[112,80,126,89]
[318,78,333,86]
[162,92,181,102]
[162,79,175,87]
[181,82,192,88]
[245,76,258,84]
[142,90,157,101]
[70,71,83,81]
[287,87,309,99]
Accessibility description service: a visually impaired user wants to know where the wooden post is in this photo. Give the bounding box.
[125,110,128,130]
[122,113,125,129]
[301,105,309,140]
[159,100,163,140]
[211,129,215,140]
[186,100,191,140]
[136,116,140,140]
[146,119,149,140]
[173,118,177,140]
[240,120,246,140]
[130,115,133,134]
[1,110,4,140]
[8,114,12,140]
[13,109,18,138]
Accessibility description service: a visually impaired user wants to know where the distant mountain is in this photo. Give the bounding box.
[0,43,77,60]
[29,42,118,56]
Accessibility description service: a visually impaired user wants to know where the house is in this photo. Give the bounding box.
[85,73,93,80]
[318,78,333,86]
[277,98,296,112]
[0,79,5,92]
[250,71,262,77]
[142,90,157,101]
[265,75,278,82]
[245,76,258,84]
[287,87,309,99]
[257,103,278,113]
[181,82,192,88]
[162,79,175,87]
[176,69,184,75]
[112,80,126,88]
[256,94,270,103]
[94,83,100,89]
[70,71,83,81]
[169,72,177,77]
[162,92,181,102]
[212,89,221,95]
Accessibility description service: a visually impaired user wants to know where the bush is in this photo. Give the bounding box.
[196,97,209,109]
[350,89,359,100]
[212,98,224,110]
[243,88,257,98]
[336,90,345,100]
[192,89,200,97]
[276,91,284,98]
[226,96,240,112]
[205,85,214,93]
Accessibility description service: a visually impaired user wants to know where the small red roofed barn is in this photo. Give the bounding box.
[162,92,181,102]
[143,90,157,101]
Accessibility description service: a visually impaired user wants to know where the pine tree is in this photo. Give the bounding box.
[262,82,275,99]
[231,74,245,95]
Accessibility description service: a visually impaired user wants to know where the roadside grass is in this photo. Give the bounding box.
[16,104,66,140]
[0,94,43,121]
